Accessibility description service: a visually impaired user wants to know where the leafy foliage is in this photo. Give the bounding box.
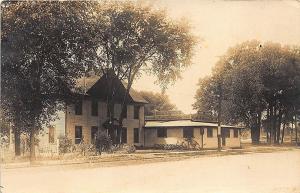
[58,136,72,154]
[193,40,300,143]
[87,1,196,143]
[1,1,100,158]
[138,91,177,116]
[94,130,113,155]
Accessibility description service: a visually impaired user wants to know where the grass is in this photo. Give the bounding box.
[3,143,299,169]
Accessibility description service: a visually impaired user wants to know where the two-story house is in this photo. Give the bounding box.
[65,73,148,146]
[36,72,148,149]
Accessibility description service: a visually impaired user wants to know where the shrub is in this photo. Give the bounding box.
[182,138,201,150]
[58,136,72,154]
[94,130,112,155]
[123,144,136,153]
[153,144,185,150]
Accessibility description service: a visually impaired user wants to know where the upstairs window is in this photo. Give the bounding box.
[91,100,98,116]
[233,129,239,138]
[207,128,213,138]
[157,128,167,138]
[183,127,194,138]
[75,101,82,115]
[134,106,140,119]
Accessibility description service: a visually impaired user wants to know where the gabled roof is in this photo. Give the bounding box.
[145,119,243,129]
[84,71,148,104]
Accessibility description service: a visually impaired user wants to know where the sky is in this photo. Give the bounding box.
[132,0,300,114]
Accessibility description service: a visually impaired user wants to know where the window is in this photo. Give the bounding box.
[116,127,127,144]
[183,127,194,138]
[134,106,140,119]
[75,126,82,144]
[207,128,213,138]
[134,128,139,143]
[48,126,55,143]
[122,127,127,143]
[91,100,98,116]
[106,104,115,118]
[233,129,239,138]
[75,101,82,115]
[157,128,167,138]
[91,126,98,143]
[222,128,230,138]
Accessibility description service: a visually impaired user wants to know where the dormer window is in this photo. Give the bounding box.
[75,101,82,115]
[91,100,98,116]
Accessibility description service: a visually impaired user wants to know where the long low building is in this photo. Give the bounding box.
[144,119,242,149]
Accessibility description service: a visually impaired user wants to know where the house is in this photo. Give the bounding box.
[63,72,148,146]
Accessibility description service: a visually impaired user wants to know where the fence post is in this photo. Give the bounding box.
[56,138,60,155]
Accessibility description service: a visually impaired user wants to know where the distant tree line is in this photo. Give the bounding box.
[138,91,178,116]
[193,40,300,144]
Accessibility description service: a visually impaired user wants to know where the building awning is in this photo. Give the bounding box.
[145,119,243,129]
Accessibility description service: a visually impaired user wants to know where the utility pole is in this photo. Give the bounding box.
[217,81,222,151]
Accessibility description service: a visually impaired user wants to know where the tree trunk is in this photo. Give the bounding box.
[30,122,36,162]
[276,110,283,144]
[281,123,286,144]
[273,107,279,144]
[106,71,122,145]
[269,105,273,144]
[14,126,21,156]
[251,112,261,144]
[266,106,271,143]
[118,81,132,144]
[251,125,260,144]
[107,99,117,144]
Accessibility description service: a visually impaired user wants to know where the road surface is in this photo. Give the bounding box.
[2,150,300,193]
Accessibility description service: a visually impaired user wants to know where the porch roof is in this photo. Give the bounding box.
[145,119,243,129]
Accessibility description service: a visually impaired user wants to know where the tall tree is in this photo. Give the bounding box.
[193,40,300,144]
[1,1,99,159]
[88,1,196,143]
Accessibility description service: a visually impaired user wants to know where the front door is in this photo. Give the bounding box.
[221,132,226,146]
[221,128,230,146]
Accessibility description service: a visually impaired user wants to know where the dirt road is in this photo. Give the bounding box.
[2,150,300,193]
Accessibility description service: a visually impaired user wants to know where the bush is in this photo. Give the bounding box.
[94,130,112,155]
[182,138,201,150]
[58,136,72,154]
[123,144,136,153]
[75,138,96,156]
[153,144,185,150]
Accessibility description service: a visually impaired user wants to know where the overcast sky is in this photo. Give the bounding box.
[132,0,300,114]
